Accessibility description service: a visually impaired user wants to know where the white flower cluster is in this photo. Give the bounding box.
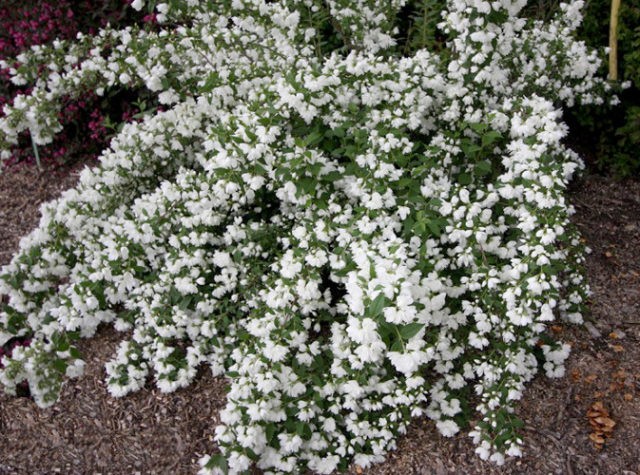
[0,0,606,473]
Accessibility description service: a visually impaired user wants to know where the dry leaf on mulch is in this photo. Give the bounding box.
[587,401,616,449]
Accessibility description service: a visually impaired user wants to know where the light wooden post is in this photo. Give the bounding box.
[609,0,621,81]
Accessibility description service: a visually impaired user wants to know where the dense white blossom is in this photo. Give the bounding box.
[0,0,606,473]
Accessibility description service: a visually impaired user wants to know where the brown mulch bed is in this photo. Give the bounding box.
[0,164,85,265]
[0,164,639,475]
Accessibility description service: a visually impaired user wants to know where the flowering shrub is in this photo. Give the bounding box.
[0,0,139,167]
[0,1,612,473]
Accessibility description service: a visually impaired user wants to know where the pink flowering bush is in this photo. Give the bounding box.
[0,1,614,473]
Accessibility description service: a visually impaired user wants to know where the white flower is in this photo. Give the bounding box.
[436,419,460,437]
[263,340,289,362]
[388,351,419,375]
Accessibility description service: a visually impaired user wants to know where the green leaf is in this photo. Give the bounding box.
[306,129,324,146]
[7,314,24,335]
[474,161,492,176]
[482,131,502,147]
[332,127,346,138]
[400,322,424,340]
[390,339,404,352]
[201,72,220,93]
[266,423,276,443]
[57,338,70,352]
[52,359,68,374]
[427,220,442,237]
[168,286,181,305]
[178,295,193,311]
[245,447,258,460]
[377,321,395,343]
[344,145,357,157]
[458,173,472,185]
[429,198,442,208]
[367,293,387,319]
[469,122,488,134]
[298,177,316,195]
[511,416,525,429]
[206,454,228,475]
[69,347,81,359]
[462,143,482,156]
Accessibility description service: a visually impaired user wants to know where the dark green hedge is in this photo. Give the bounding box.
[575,0,640,177]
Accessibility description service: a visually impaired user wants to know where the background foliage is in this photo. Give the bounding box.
[579,0,640,177]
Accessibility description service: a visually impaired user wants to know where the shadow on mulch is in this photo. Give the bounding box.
[0,164,639,475]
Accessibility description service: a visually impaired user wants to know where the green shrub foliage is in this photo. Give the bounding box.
[578,0,640,176]
[0,1,612,473]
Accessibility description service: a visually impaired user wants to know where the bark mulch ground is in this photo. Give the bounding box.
[0,164,638,475]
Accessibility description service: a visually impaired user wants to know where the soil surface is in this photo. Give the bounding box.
[0,164,639,475]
